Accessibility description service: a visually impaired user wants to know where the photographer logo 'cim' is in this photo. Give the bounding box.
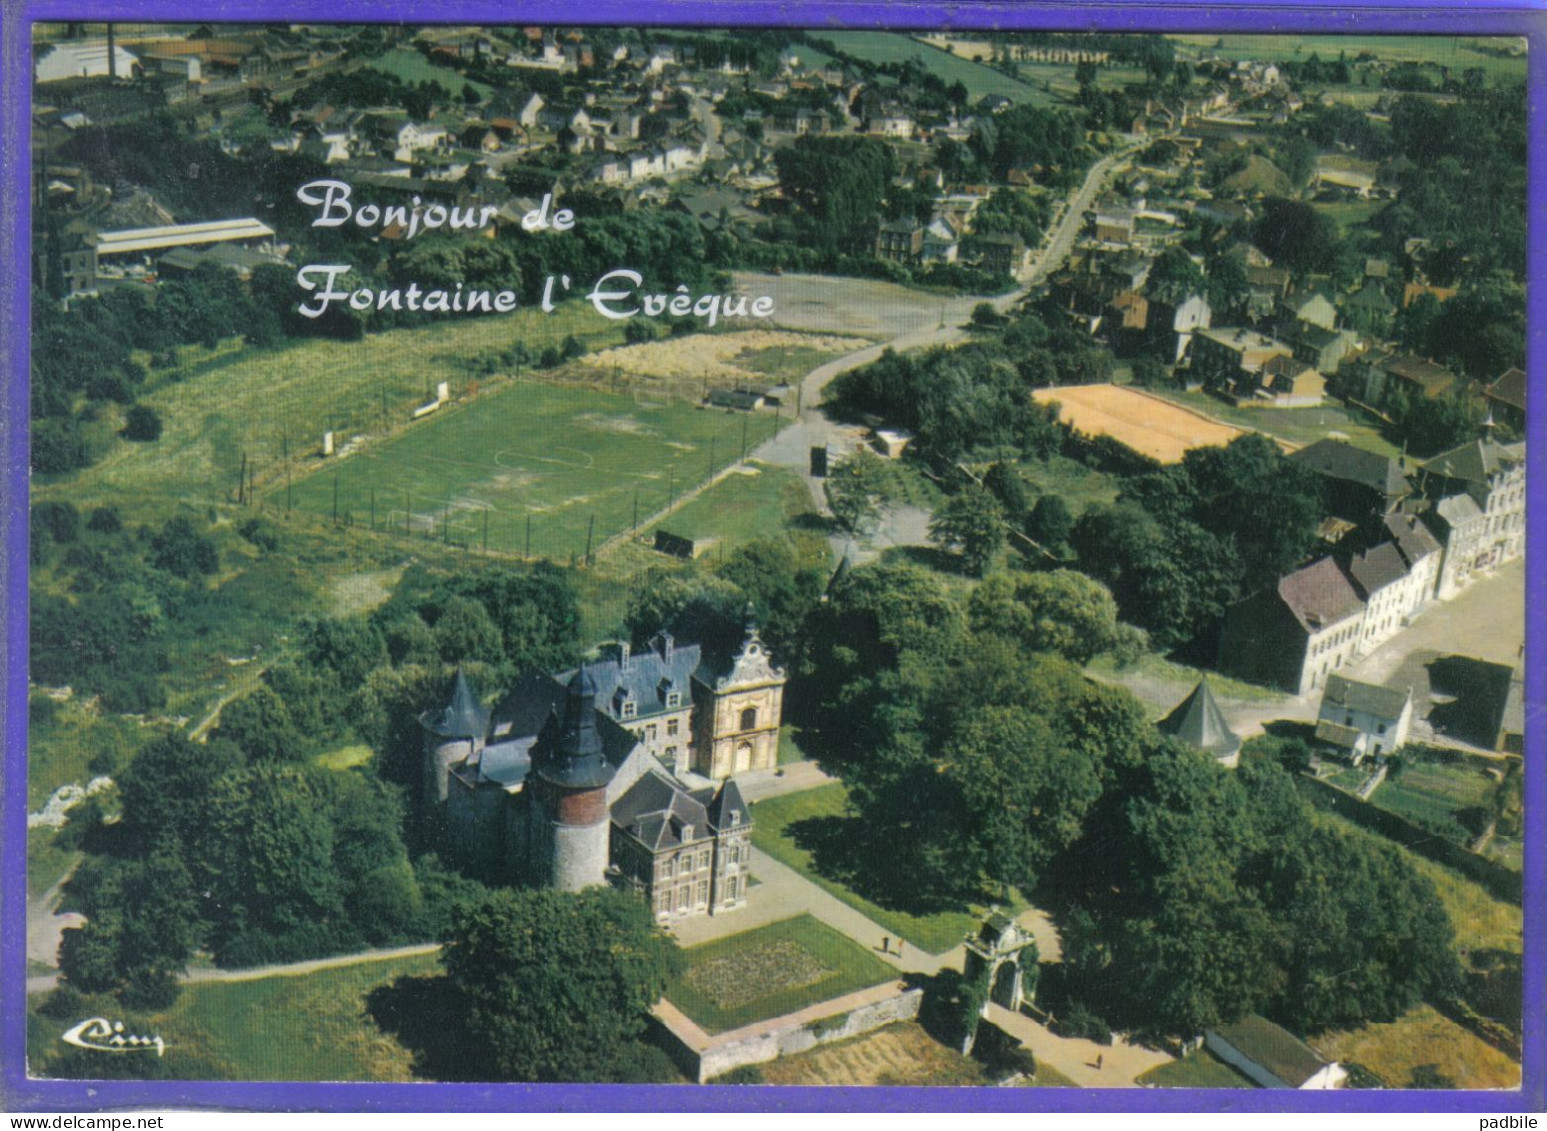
[62,1018,166,1057]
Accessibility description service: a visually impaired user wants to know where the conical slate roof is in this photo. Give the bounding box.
[421,668,489,739]
[1158,679,1240,761]
[533,664,615,790]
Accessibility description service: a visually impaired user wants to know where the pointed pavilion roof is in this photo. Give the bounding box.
[420,668,489,739]
[1158,679,1241,761]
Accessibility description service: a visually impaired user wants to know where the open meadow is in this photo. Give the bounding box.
[1169,35,1527,86]
[33,303,628,514]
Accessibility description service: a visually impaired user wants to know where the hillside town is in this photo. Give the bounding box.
[22,22,1527,1098]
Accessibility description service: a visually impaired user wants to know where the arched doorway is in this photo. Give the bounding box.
[733,740,753,774]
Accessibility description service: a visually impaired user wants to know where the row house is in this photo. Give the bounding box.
[1418,435,1527,599]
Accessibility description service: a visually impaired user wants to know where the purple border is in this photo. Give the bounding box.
[2,0,1542,1114]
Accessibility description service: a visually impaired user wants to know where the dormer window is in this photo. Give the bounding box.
[621,700,637,719]
[666,691,682,709]
[681,825,694,842]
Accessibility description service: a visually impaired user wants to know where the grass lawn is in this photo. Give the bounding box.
[1012,454,1122,518]
[1086,650,1284,705]
[637,459,813,560]
[1143,389,1400,459]
[36,302,624,514]
[666,915,897,1034]
[1137,1049,1257,1089]
[750,783,1017,954]
[283,379,776,563]
[1368,760,1499,847]
[1310,1005,1520,1090]
[149,953,440,1081]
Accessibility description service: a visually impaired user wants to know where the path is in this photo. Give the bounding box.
[26,863,84,975]
[25,942,442,997]
[665,845,962,977]
[985,1003,1173,1088]
[599,135,1150,564]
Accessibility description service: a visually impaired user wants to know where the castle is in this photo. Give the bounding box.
[420,624,785,920]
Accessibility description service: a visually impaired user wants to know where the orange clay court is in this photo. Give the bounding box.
[1032,384,1249,463]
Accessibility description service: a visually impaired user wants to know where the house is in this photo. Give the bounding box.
[1290,439,1410,529]
[1344,541,1416,654]
[1382,512,1443,615]
[1157,680,1241,768]
[1258,355,1324,407]
[421,667,752,919]
[1315,673,1412,762]
[1206,1016,1348,1089]
[1278,290,1338,332]
[1484,367,1526,433]
[1342,282,1396,337]
[1281,322,1357,376]
[1218,557,1367,697]
[1146,292,1212,364]
[979,233,1025,277]
[1361,353,1460,407]
[921,216,961,264]
[1417,435,1526,599]
[1190,327,1292,395]
[874,217,923,264]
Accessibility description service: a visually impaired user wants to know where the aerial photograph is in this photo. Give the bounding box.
[21,21,1527,1093]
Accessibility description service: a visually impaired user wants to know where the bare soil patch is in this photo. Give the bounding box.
[1032,384,1247,463]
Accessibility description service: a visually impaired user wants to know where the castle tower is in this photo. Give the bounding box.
[419,668,488,807]
[527,666,616,891]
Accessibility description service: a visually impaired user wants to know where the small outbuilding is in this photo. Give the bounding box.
[1206,1015,1347,1090]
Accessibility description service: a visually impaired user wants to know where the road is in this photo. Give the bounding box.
[600,136,1149,564]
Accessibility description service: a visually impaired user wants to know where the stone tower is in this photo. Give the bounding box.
[526,666,616,891]
[419,668,488,808]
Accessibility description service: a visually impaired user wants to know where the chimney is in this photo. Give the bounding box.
[618,640,630,672]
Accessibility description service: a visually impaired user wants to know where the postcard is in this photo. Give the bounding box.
[2,0,1542,1114]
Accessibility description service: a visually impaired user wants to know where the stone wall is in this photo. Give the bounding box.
[662,986,924,1083]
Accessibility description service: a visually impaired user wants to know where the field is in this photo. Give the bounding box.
[1167,35,1528,87]
[806,31,1054,106]
[1136,1049,1256,1089]
[371,47,494,99]
[633,461,815,562]
[36,303,627,513]
[750,784,1017,954]
[282,380,785,562]
[1032,384,1248,464]
[1310,1005,1520,1090]
[665,915,897,1034]
[757,1021,994,1086]
[1367,760,1500,847]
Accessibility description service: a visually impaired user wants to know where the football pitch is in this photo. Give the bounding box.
[279,377,787,561]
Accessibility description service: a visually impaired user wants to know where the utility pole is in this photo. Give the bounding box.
[584,514,595,566]
[708,437,716,479]
[332,475,339,525]
[370,488,376,531]
[741,415,749,462]
[526,513,532,558]
[482,508,489,552]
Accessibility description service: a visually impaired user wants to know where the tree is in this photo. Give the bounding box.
[824,448,897,537]
[969,570,1128,664]
[122,405,163,442]
[982,462,1029,520]
[117,732,245,848]
[929,488,1005,576]
[1026,494,1073,553]
[1252,198,1338,277]
[150,515,218,579]
[440,887,681,1082]
[215,685,304,763]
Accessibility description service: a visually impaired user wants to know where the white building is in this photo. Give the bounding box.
[1315,673,1413,762]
